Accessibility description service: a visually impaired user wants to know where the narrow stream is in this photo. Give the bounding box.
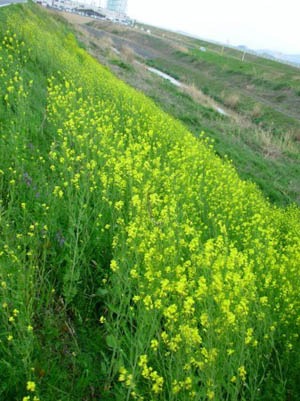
[147,66,182,87]
[215,107,227,116]
[147,65,228,116]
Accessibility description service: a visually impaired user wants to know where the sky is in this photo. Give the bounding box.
[126,0,300,54]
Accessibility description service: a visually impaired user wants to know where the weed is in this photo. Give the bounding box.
[224,93,240,109]
[120,45,135,62]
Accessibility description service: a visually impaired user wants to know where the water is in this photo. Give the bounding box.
[147,67,182,87]
[143,64,229,117]
[215,107,228,116]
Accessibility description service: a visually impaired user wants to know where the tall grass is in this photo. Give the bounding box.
[0,4,300,400]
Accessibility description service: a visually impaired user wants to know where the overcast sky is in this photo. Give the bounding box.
[126,0,300,54]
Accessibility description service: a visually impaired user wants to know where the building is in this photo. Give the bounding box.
[106,0,127,14]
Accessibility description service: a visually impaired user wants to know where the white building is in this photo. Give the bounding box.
[106,0,127,14]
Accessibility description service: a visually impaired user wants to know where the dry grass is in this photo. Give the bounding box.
[293,129,300,142]
[121,45,135,62]
[101,36,114,49]
[182,83,246,122]
[224,93,240,109]
[182,83,211,107]
[251,104,262,118]
[254,128,299,159]
[59,11,94,25]
[172,43,189,53]
[256,130,282,159]
[262,71,284,80]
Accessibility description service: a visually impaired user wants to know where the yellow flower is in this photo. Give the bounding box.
[110,260,119,272]
[238,366,247,382]
[118,367,128,382]
[27,381,36,392]
[150,339,159,351]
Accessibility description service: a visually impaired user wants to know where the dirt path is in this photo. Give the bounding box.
[59,11,94,24]
[84,25,159,59]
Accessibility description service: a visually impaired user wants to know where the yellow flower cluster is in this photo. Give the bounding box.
[41,45,300,399]
[138,355,164,394]
[1,5,300,400]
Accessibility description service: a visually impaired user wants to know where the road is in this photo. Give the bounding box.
[84,25,158,59]
[0,0,26,7]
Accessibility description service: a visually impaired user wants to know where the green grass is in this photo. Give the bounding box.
[152,81,300,205]
[110,58,134,71]
[1,4,300,401]
[146,54,300,134]
[80,19,300,206]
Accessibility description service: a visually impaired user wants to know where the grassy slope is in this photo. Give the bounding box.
[75,18,300,206]
[0,4,300,401]
[138,22,300,121]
